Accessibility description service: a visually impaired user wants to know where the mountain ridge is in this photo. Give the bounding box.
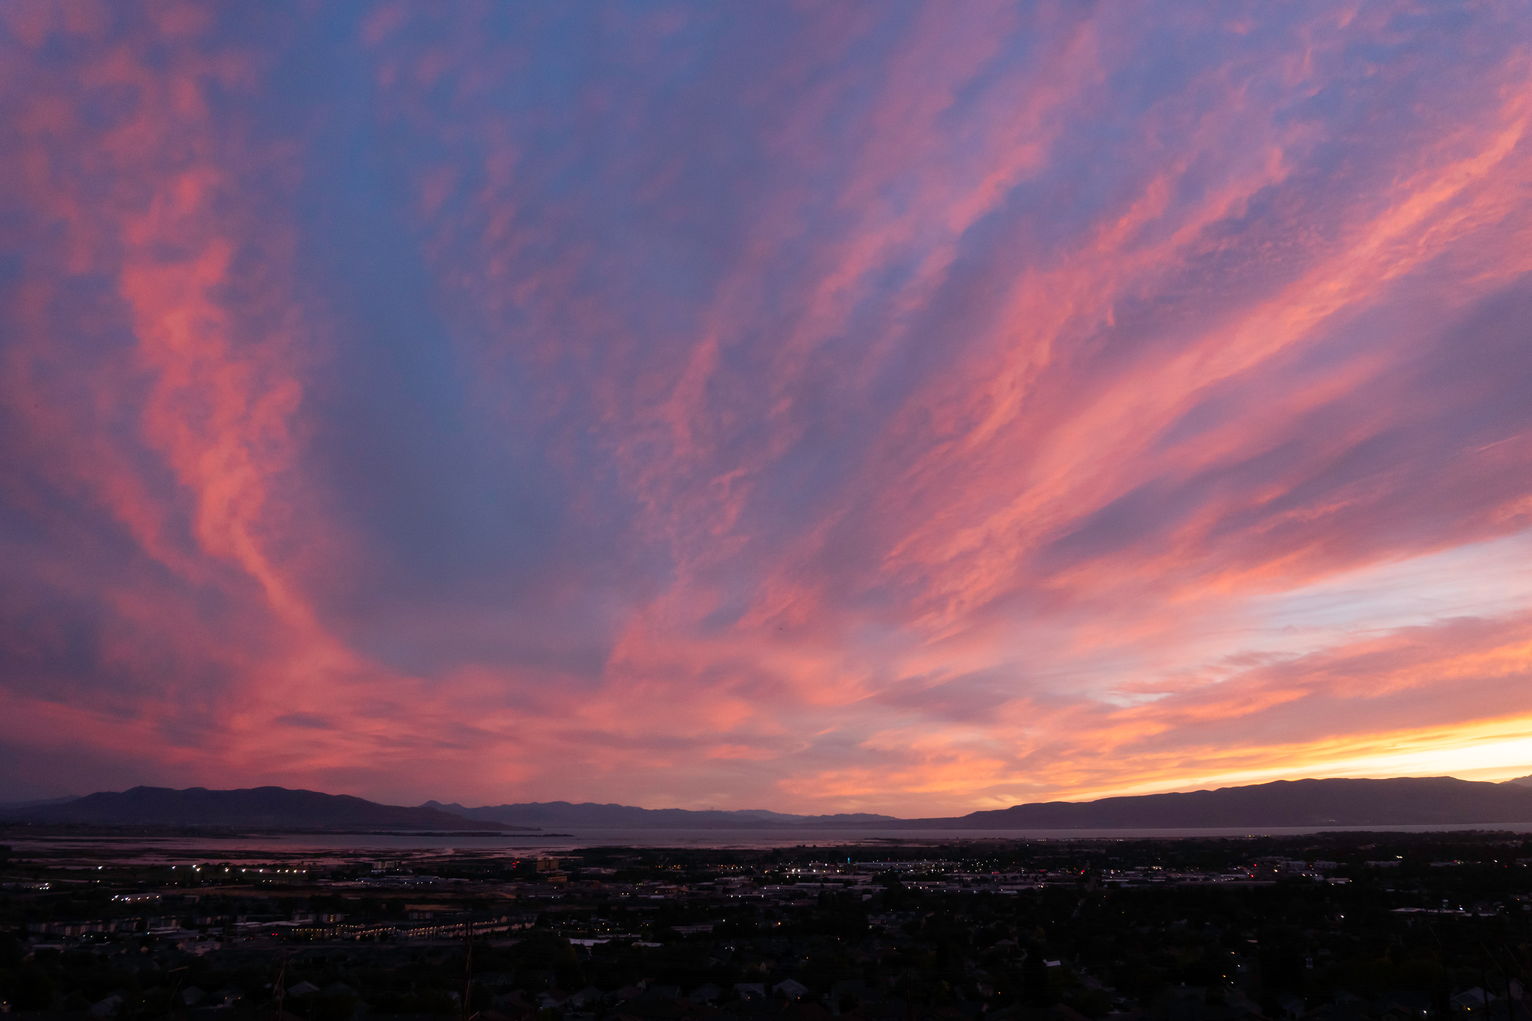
[902,776,1532,829]
[424,799,898,829]
[0,785,521,832]
[7,774,1532,831]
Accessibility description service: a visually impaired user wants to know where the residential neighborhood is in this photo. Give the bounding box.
[3,831,1530,1019]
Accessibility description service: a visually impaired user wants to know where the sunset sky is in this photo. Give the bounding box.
[3,2,1531,815]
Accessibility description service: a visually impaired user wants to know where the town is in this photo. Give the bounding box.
[2,830,1530,1019]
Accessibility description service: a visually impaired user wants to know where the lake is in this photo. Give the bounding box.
[9,821,1532,862]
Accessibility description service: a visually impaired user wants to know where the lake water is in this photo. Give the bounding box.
[9,821,1532,862]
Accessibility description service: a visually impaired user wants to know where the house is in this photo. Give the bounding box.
[775,978,810,1000]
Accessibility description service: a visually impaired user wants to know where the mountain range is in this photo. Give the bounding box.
[422,800,897,829]
[901,775,1532,829]
[3,774,1531,832]
[0,786,521,832]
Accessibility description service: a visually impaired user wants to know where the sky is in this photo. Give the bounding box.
[2,1,1531,816]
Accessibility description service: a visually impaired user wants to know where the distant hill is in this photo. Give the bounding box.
[423,799,897,829]
[1,786,520,832]
[904,777,1532,829]
[10,776,1531,834]
[0,796,76,811]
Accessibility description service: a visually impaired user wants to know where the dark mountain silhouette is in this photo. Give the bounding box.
[422,800,896,829]
[9,776,1532,833]
[902,777,1532,829]
[0,795,76,811]
[1,786,521,831]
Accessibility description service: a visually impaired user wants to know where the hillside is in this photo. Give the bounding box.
[908,776,1532,829]
[2,786,518,832]
[424,800,896,829]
